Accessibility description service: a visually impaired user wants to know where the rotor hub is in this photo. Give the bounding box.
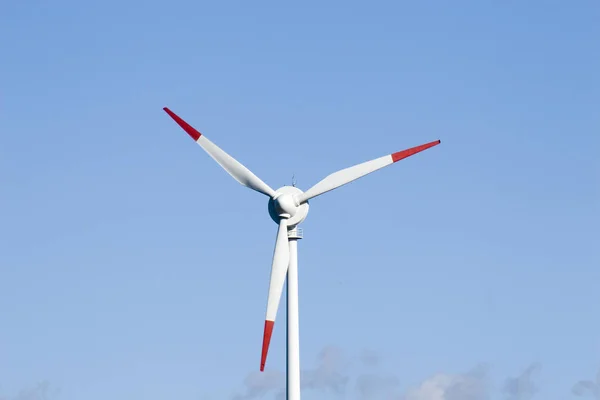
[273,194,297,218]
[268,186,309,227]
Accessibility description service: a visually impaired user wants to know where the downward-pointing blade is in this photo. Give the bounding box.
[163,107,276,198]
[260,218,290,371]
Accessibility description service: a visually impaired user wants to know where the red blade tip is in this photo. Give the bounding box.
[163,107,202,141]
[260,320,275,372]
[391,140,441,163]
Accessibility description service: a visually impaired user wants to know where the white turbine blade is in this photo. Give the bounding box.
[260,217,290,371]
[163,107,276,198]
[296,140,441,204]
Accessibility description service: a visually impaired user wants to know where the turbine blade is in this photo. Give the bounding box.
[163,107,276,198]
[296,140,441,203]
[260,218,290,371]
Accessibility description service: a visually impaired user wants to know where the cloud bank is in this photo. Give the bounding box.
[230,347,552,400]
[573,369,600,399]
[0,382,59,400]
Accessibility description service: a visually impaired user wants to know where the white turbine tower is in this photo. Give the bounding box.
[163,107,441,400]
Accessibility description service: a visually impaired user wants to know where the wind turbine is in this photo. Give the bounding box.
[162,107,441,400]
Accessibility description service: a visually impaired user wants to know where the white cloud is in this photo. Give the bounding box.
[502,363,541,400]
[301,345,349,395]
[572,369,600,399]
[231,370,284,400]
[404,366,488,400]
[0,382,59,400]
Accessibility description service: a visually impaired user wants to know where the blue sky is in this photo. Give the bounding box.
[1,1,598,399]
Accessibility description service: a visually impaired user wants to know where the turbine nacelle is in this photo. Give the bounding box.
[268,186,309,228]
